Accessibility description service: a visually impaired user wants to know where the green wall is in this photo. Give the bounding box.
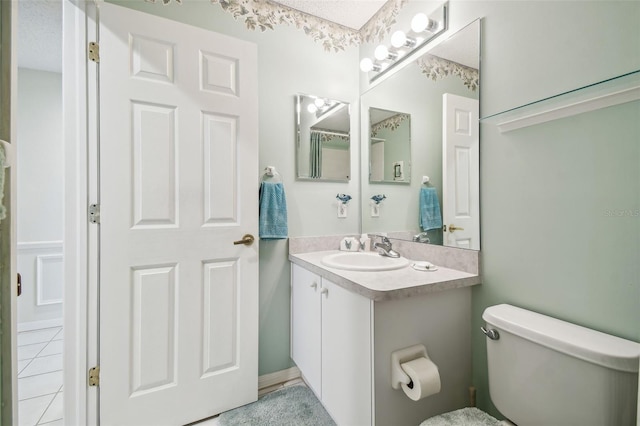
[476,101,640,416]
[448,1,640,417]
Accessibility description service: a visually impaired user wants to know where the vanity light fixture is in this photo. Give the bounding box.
[307,97,334,114]
[359,2,448,79]
[390,31,417,49]
[374,44,398,61]
[411,13,440,33]
[360,58,382,73]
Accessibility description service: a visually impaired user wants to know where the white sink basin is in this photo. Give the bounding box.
[321,252,409,272]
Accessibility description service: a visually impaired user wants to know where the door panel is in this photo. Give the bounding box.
[290,265,322,395]
[321,279,372,425]
[443,93,480,250]
[98,4,258,425]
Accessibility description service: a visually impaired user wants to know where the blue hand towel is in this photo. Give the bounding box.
[419,187,442,231]
[259,181,288,240]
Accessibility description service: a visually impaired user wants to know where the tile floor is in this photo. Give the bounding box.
[17,326,64,426]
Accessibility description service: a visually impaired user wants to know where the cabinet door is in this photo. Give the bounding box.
[321,279,372,426]
[291,264,322,394]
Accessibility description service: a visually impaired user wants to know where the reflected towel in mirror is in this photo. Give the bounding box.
[259,181,288,240]
[419,187,442,231]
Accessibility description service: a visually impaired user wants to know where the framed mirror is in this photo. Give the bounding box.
[361,20,480,250]
[369,108,411,183]
[295,94,351,181]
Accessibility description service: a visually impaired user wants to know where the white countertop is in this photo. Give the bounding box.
[289,250,481,301]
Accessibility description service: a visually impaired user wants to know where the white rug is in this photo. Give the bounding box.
[218,385,335,426]
[420,407,502,426]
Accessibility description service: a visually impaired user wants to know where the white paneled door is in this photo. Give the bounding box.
[98,4,258,425]
[443,93,480,250]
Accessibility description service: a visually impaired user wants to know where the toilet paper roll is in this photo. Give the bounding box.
[400,357,441,401]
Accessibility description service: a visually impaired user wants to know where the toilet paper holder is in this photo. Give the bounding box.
[391,344,428,390]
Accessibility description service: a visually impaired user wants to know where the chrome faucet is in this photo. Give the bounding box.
[372,235,400,258]
[412,232,430,244]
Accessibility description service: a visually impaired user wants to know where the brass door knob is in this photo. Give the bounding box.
[233,234,255,246]
[449,224,465,232]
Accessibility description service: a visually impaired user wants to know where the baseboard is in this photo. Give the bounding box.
[258,366,301,391]
[18,317,63,332]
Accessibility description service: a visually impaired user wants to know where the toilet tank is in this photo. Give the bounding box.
[483,304,640,426]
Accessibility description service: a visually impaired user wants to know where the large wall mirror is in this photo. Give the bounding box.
[361,20,481,250]
[295,94,351,181]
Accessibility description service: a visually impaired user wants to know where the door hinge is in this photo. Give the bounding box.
[89,366,100,386]
[88,42,100,63]
[89,204,100,224]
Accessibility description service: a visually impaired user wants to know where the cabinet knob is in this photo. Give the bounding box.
[320,287,328,297]
[310,282,317,289]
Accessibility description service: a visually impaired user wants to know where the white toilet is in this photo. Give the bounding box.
[423,303,640,426]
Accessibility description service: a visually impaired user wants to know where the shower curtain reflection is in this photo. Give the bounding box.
[309,131,322,178]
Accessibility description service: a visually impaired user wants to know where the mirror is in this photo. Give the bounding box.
[369,108,411,183]
[295,94,351,181]
[361,20,480,250]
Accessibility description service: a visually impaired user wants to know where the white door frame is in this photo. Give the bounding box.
[62,1,98,424]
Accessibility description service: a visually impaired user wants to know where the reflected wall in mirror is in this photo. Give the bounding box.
[369,108,411,183]
[295,94,351,181]
[361,20,480,250]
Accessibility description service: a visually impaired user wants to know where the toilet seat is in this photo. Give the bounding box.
[420,407,503,426]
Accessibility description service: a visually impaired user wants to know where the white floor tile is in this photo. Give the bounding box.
[39,340,63,357]
[18,343,46,360]
[39,392,63,424]
[18,394,53,426]
[19,354,63,378]
[51,329,63,341]
[18,371,63,401]
[38,420,64,426]
[17,360,31,375]
[18,329,61,347]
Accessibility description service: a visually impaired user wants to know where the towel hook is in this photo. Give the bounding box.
[261,166,282,183]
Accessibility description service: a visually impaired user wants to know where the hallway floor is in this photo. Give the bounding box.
[17,326,64,426]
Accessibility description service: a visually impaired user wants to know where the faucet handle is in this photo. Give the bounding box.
[369,233,389,243]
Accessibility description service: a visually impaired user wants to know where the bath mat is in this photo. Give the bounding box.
[420,407,502,426]
[218,385,336,426]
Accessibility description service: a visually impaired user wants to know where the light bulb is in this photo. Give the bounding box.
[391,30,416,49]
[314,98,325,108]
[307,104,318,113]
[391,31,407,48]
[411,13,436,33]
[360,58,374,72]
[374,45,389,61]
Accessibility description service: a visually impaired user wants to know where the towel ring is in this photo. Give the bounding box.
[261,166,282,183]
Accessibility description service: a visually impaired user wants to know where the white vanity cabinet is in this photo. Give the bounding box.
[291,259,474,426]
[291,264,372,425]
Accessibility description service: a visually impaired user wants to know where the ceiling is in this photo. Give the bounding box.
[272,0,387,30]
[429,24,479,69]
[18,0,63,73]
